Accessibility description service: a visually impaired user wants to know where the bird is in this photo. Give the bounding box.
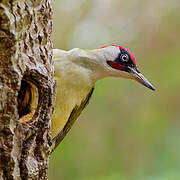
[51,45,155,152]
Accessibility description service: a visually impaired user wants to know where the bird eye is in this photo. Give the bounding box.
[120,54,129,62]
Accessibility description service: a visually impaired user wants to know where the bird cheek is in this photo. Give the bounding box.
[107,61,125,71]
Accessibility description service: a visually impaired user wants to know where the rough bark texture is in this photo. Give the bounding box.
[0,0,54,179]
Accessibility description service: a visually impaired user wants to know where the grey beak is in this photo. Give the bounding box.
[129,67,156,91]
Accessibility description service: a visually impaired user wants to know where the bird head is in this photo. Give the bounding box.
[96,45,155,91]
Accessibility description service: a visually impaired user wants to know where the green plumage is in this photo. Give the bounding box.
[51,88,94,153]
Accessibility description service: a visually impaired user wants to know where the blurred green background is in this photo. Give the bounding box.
[49,0,180,179]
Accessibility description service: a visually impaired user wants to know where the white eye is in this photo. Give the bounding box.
[120,54,129,62]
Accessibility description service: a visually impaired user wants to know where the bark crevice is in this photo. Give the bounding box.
[0,0,54,179]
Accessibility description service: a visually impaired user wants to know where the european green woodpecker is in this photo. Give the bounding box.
[51,45,155,152]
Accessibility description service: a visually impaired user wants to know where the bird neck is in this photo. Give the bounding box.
[53,48,101,91]
[54,46,118,89]
[67,48,110,81]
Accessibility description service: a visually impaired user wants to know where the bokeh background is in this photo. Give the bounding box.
[49,0,180,179]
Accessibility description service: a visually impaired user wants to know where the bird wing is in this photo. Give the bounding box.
[50,87,94,153]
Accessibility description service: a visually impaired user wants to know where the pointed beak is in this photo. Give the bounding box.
[129,67,156,91]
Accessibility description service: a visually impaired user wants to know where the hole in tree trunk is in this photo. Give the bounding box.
[18,80,39,123]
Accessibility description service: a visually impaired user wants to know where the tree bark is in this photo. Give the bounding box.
[0,0,54,179]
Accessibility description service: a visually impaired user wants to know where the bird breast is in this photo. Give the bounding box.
[51,60,95,139]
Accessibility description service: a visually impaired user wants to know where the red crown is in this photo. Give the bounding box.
[96,45,136,65]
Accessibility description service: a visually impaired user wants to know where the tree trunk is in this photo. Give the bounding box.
[0,0,55,179]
